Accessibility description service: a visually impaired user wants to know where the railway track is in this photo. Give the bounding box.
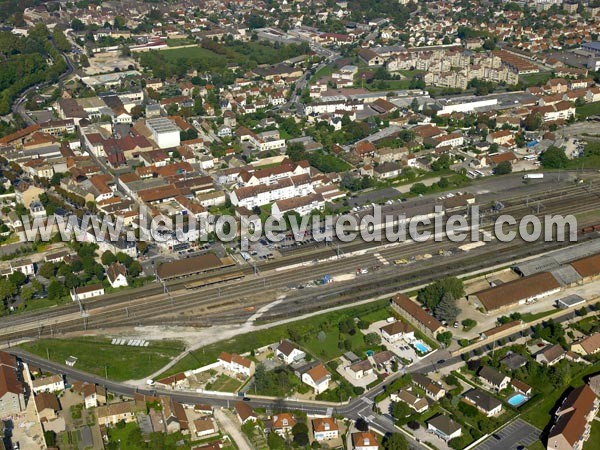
[2,185,599,343]
[3,180,596,331]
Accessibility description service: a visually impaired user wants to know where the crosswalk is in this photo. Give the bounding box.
[374,253,390,265]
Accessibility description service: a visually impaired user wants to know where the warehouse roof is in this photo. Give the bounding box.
[570,253,600,278]
[472,272,560,311]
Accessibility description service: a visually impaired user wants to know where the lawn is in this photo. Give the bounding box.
[159,299,390,378]
[565,142,600,169]
[521,309,557,323]
[576,101,600,119]
[206,374,243,393]
[583,420,600,450]
[521,361,600,428]
[160,46,228,65]
[366,79,412,91]
[20,337,185,382]
[519,72,552,87]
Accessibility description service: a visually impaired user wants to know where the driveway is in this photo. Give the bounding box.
[214,408,253,450]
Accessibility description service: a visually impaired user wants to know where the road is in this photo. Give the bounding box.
[11,45,74,125]
[9,346,450,449]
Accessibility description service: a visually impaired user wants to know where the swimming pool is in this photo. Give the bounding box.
[507,393,528,407]
[413,340,431,354]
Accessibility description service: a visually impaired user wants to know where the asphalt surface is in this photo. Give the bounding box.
[474,418,541,450]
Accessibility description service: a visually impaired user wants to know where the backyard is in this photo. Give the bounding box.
[21,337,185,382]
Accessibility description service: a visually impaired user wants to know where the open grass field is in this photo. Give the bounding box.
[521,361,600,429]
[21,337,185,382]
[207,374,243,393]
[576,101,600,119]
[583,420,600,450]
[519,72,552,87]
[160,299,390,378]
[160,46,228,65]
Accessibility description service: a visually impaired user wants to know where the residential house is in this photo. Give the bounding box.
[312,417,339,441]
[392,388,428,413]
[412,373,446,401]
[427,415,462,442]
[301,363,331,394]
[235,401,256,424]
[0,351,26,417]
[536,344,566,366]
[380,321,414,343]
[31,374,65,394]
[463,389,503,417]
[571,333,600,356]
[106,262,128,289]
[275,340,306,365]
[267,413,296,437]
[34,392,60,421]
[347,360,374,380]
[477,366,510,392]
[511,379,533,396]
[218,352,255,377]
[96,401,137,426]
[352,431,379,450]
[193,417,218,438]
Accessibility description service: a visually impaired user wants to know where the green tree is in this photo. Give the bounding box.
[364,332,382,346]
[38,262,56,279]
[391,401,411,419]
[383,433,409,450]
[20,285,35,303]
[436,331,453,347]
[495,160,512,175]
[437,177,449,188]
[101,251,117,266]
[52,28,71,52]
[539,146,569,169]
[8,271,27,287]
[417,277,464,310]
[410,182,427,195]
[71,18,85,31]
[267,430,286,449]
[524,112,543,131]
[434,293,460,322]
[48,280,66,300]
[0,279,17,301]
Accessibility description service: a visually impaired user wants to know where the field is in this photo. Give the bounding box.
[206,374,243,393]
[160,46,228,65]
[20,337,185,382]
[160,299,390,378]
[521,361,600,428]
[566,142,600,169]
[576,101,600,119]
[519,72,552,87]
[583,420,600,450]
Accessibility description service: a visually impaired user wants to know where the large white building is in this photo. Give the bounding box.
[146,117,181,149]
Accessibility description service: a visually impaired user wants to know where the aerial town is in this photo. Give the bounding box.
[1,0,600,449]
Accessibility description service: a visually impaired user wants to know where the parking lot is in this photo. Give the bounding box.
[474,419,541,450]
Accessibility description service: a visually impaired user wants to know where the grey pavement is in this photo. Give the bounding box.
[473,418,541,450]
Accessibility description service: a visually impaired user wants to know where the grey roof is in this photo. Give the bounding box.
[556,294,586,307]
[464,389,502,412]
[550,265,583,286]
[478,366,509,386]
[513,240,600,277]
[428,415,461,436]
[582,42,600,51]
[500,353,528,370]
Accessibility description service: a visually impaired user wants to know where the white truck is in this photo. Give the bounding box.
[523,173,544,179]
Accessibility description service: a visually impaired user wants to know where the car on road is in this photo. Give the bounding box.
[437,359,446,364]
[492,434,501,440]
[242,397,251,401]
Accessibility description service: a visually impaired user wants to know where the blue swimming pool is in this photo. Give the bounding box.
[413,340,431,354]
[507,393,528,407]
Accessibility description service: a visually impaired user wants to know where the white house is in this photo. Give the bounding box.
[477,366,510,392]
[380,321,414,343]
[463,389,503,417]
[347,360,374,380]
[31,374,65,394]
[70,283,105,301]
[106,262,128,289]
[10,259,35,277]
[275,340,306,364]
[352,431,379,450]
[271,193,325,219]
[301,363,331,394]
[218,352,255,377]
[312,418,339,441]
